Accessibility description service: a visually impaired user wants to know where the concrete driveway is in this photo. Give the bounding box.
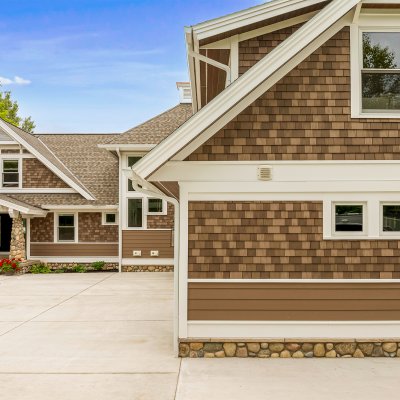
[0,272,399,400]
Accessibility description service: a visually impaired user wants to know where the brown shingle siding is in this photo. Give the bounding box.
[188,28,400,161]
[147,203,174,229]
[188,201,400,279]
[23,159,69,188]
[78,213,118,242]
[30,213,54,242]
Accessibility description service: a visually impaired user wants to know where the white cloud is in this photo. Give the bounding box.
[0,75,31,85]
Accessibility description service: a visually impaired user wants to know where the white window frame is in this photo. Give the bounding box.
[102,212,118,225]
[1,158,20,189]
[331,202,367,238]
[147,198,167,216]
[55,212,78,243]
[126,197,145,230]
[380,202,400,236]
[351,22,400,119]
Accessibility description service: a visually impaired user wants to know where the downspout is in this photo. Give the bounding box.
[117,148,122,273]
[127,169,180,356]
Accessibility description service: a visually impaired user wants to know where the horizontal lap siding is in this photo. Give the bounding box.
[188,283,400,321]
[30,243,118,257]
[188,202,400,279]
[122,230,173,258]
[188,28,400,162]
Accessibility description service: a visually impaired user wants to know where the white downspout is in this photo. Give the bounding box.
[117,148,122,273]
[126,169,180,355]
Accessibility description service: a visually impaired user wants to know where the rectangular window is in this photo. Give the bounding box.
[2,159,19,187]
[362,32,400,112]
[58,214,75,242]
[102,212,117,225]
[127,198,143,228]
[148,198,164,214]
[127,156,142,192]
[334,204,364,234]
[382,205,400,233]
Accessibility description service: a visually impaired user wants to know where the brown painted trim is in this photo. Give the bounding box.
[30,243,118,257]
[188,282,400,321]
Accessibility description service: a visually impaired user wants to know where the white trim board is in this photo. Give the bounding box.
[188,279,400,283]
[37,257,119,263]
[134,1,359,180]
[186,321,400,339]
[121,258,174,266]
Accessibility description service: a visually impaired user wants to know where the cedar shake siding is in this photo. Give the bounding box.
[122,230,173,259]
[188,27,400,162]
[147,203,174,229]
[78,212,118,242]
[188,282,400,321]
[23,158,69,188]
[30,243,118,257]
[188,202,400,279]
[30,213,54,242]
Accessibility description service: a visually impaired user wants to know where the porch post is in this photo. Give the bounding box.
[9,212,26,260]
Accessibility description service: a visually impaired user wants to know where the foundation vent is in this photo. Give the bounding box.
[257,165,272,181]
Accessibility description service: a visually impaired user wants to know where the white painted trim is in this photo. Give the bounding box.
[135,2,358,179]
[37,257,119,263]
[2,189,77,194]
[44,205,118,210]
[188,50,231,75]
[186,321,400,339]
[0,197,46,216]
[188,279,400,283]
[0,157,20,189]
[230,36,239,82]
[121,258,174,266]
[102,211,118,225]
[0,120,94,200]
[54,212,78,243]
[26,218,30,260]
[380,202,400,236]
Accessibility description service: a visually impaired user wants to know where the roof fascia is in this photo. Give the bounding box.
[363,0,400,3]
[192,0,329,42]
[0,120,95,201]
[133,0,360,180]
[0,198,46,216]
[43,205,118,210]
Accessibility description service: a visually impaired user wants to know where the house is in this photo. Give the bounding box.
[0,83,192,272]
[129,0,400,358]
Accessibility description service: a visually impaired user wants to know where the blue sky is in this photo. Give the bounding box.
[0,0,260,133]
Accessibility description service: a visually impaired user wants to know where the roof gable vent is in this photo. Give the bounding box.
[176,82,192,104]
[257,165,272,181]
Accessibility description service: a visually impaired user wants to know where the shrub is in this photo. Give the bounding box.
[0,258,21,274]
[73,264,87,273]
[91,261,105,271]
[53,268,65,274]
[30,264,51,274]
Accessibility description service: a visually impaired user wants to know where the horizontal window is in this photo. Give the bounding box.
[334,204,364,234]
[148,198,164,214]
[103,212,117,225]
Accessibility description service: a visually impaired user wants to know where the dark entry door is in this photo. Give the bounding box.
[0,214,12,252]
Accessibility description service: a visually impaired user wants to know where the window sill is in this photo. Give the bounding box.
[324,236,400,241]
[351,112,400,119]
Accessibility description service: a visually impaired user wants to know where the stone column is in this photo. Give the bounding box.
[9,212,26,260]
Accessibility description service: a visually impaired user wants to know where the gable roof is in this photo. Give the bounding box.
[0,194,47,216]
[106,104,193,146]
[132,0,361,180]
[0,119,95,200]
[37,134,119,206]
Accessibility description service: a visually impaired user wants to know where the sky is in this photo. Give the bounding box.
[0,0,261,133]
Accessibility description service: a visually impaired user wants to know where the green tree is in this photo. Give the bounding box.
[0,91,35,133]
[363,33,397,69]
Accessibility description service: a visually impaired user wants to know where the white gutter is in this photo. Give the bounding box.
[124,168,180,355]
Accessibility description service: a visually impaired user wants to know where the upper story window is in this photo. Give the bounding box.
[2,159,19,187]
[362,32,400,113]
[127,156,141,192]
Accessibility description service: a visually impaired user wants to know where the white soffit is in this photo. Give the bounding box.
[133,0,361,180]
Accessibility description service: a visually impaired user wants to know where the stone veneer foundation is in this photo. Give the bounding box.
[179,340,400,358]
[46,263,118,272]
[122,265,174,272]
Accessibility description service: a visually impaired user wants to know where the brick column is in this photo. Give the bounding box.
[9,212,26,260]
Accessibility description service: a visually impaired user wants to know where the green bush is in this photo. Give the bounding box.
[73,264,87,273]
[91,261,105,271]
[30,264,51,274]
[53,268,65,274]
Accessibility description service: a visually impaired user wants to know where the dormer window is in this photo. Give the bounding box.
[362,32,400,113]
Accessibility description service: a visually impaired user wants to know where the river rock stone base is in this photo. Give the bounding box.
[46,263,118,272]
[122,265,174,272]
[179,340,400,358]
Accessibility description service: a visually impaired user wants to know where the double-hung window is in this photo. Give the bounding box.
[127,198,143,228]
[57,214,76,242]
[361,31,400,114]
[2,159,19,187]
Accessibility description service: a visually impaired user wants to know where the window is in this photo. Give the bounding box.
[127,198,143,228]
[2,159,19,187]
[148,198,164,214]
[102,212,117,225]
[57,214,76,242]
[382,205,400,233]
[127,156,142,191]
[334,204,365,235]
[361,32,400,113]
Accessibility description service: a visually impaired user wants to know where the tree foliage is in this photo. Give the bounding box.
[0,91,35,133]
